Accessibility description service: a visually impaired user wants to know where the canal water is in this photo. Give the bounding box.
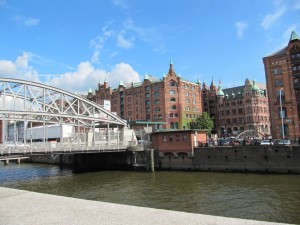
[0,163,300,224]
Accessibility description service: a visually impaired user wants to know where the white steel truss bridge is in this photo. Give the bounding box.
[0,78,137,156]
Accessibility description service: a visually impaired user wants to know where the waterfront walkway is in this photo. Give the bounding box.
[0,187,290,225]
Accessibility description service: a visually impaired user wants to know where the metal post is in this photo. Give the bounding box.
[280,88,285,140]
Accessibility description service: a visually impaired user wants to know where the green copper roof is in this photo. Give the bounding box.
[144,73,149,80]
[88,88,93,93]
[104,77,107,83]
[197,78,201,84]
[252,80,260,91]
[119,80,125,86]
[290,31,299,41]
[217,85,224,96]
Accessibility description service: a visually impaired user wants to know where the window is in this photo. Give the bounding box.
[170,105,176,110]
[185,92,189,96]
[185,99,190,103]
[170,90,176,95]
[186,106,190,111]
[170,97,176,102]
[145,86,150,91]
[292,65,300,71]
[238,108,243,114]
[154,99,160,104]
[154,92,160,97]
[145,100,150,105]
[169,81,176,87]
[183,135,187,141]
[176,135,180,142]
[192,86,195,90]
[274,67,282,75]
[192,100,196,104]
[276,90,285,102]
[174,113,178,118]
[163,136,167,142]
[192,93,196,98]
[170,122,178,129]
[169,135,173,141]
[145,93,150,98]
[154,107,160,112]
[153,85,160,90]
[146,108,150,113]
[280,124,289,136]
[291,53,300,58]
[169,113,173,118]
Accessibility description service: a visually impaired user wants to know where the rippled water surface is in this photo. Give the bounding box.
[1,163,300,224]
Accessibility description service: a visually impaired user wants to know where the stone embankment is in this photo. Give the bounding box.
[0,187,291,225]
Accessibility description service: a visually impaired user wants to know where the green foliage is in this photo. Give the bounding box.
[190,112,214,133]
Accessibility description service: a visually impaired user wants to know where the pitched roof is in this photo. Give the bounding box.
[290,31,299,41]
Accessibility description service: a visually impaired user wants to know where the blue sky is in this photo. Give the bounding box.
[0,0,299,93]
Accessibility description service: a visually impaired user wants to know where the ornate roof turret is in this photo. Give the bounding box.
[252,79,260,91]
[210,78,217,92]
[196,78,201,85]
[217,81,224,96]
[289,31,299,42]
[119,80,125,86]
[104,77,108,83]
[144,73,149,80]
[88,88,93,93]
[168,60,176,77]
[202,82,207,90]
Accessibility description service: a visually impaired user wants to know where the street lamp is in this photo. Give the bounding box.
[279,88,285,140]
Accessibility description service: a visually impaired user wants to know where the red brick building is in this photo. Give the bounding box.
[202,79,270,138]
[263,31,300,141]
[87,62,203,130]
[151,129,207,154]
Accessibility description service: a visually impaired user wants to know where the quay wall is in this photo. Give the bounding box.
[157,146,300,173]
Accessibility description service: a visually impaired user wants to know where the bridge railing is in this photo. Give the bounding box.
[0,141,135,155]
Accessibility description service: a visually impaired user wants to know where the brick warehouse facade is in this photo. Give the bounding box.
[202,79,270,138]
[263,31,300,142]
[87,62,203,130]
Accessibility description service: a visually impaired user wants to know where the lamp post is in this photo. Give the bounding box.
[279,88,285,140]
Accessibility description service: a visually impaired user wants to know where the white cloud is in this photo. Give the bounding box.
[0,52,39,81]
[24,17,40,27]
[261,6,287,30]
[123,19,167,53]
[234,21,248,39]
[90,21,114,64]
[48,62,140,93]
[117,32,134,49]
[0,53,141,93]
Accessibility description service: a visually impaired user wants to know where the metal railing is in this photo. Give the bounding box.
[0,141,134,156]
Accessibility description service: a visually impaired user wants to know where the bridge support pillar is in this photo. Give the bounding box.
[17,158,21,164]
[4,159,9,166]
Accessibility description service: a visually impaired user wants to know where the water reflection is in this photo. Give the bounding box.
[1,163,300,224]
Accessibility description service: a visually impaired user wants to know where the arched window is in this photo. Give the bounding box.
[170,105,176,110]
[169,80,176,87]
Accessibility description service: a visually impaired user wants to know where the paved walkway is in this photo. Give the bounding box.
[0,187,290,225]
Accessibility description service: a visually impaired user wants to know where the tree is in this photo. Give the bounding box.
[190,112,214,134]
